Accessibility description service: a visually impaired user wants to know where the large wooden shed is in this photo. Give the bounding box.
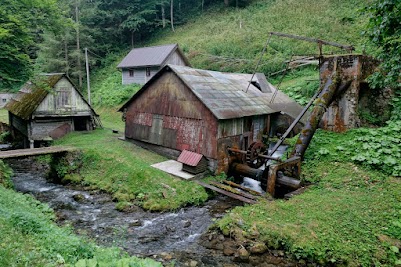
[117,44,190,85]
[119,65,305,172]
[6,73,100,148]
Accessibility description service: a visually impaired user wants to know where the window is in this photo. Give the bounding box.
[146,67,151,77]
[56,88,71,108]
[129,69,134,77]
[2,98,6,103]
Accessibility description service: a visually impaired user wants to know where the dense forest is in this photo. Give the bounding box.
[0,0,250,90]
[0,0,399,104]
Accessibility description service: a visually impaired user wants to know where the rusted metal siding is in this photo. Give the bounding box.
[34,77,92,116]
[125,71,218,159]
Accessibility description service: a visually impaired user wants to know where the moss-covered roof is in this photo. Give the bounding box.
[5,74,64,120]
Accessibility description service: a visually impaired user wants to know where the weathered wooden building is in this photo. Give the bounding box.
[0,93,15,108]
[6,73,99,148]
[120,65,305,172]
[117,44,190,85]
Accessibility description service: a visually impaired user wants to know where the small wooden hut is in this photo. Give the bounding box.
[177,150,209,174]
[5,73,100,148]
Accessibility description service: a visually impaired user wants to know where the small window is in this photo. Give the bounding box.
[146,67,151,77]
[129,69,134,77]
[2,99,6,103]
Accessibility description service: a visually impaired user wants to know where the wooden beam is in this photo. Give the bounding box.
[0,146,76,159]
[269,32,354,52]
[194,181,257,204]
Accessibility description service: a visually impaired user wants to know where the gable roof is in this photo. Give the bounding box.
[5,74,98,120]
[177,150,206,166]
[117,43,190,69]
[119,65,306,122]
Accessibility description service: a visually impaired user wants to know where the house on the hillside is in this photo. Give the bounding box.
[0,93,15,108]
[6,73,100,148]
[119,65,305,172]
[117,44,190,85]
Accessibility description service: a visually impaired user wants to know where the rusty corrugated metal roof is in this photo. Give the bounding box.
[117,44,190,68]
[119,65,305,121]
[169,65,304,120]
[177,150,205,166]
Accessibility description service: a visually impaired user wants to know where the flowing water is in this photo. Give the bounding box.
[7,158,246,266]
[6,144,294,266]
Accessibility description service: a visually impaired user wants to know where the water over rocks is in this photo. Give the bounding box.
[7,158,301,266]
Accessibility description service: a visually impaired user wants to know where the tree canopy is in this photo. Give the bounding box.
[0,0,63,89]
[365,0,401,89]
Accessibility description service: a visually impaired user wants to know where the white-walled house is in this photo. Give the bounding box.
[117,44,190,85]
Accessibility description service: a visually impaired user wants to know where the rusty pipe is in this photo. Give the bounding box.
[276,175,301,189]
[228,148,282,161]
[230,162,264,181]
[230,163,301,189]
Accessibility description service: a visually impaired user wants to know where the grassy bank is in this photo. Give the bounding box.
[0,185,161,266]
[54,127,208,211]
[216,124,401,266]
[0,109,8,123]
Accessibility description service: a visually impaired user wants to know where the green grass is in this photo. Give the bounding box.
[150,0,369,74]
[54,129,208,211]
[0,108,8,123]
[0,185,162,266]
[89,0,370,107]
[216,124,401,266]
[95,106,125,132]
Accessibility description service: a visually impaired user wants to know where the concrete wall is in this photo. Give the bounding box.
[320,55,381,132]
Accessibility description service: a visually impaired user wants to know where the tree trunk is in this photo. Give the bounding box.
[224,0,229,6]
[161,4,166,28]
[171,0,175,32]
[75,0,82,88]
[64,33,69,76]
[201,0,204,12]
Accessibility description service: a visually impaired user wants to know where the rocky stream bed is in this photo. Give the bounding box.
[7,158,303,267]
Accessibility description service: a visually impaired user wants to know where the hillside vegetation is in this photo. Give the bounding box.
[90,0,370,106]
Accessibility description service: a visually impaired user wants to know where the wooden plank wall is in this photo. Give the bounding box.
[35,77,92,115]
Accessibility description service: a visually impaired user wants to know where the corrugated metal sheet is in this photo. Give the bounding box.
[117,44,190,68]
[177,150,204,166]
[120,65,304,120]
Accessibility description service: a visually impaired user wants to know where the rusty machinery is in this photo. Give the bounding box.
[227,69,352,197]
[224,32,355,197]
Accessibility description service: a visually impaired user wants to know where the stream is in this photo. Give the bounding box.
[6,158,244,266]
[7,156,298,267]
